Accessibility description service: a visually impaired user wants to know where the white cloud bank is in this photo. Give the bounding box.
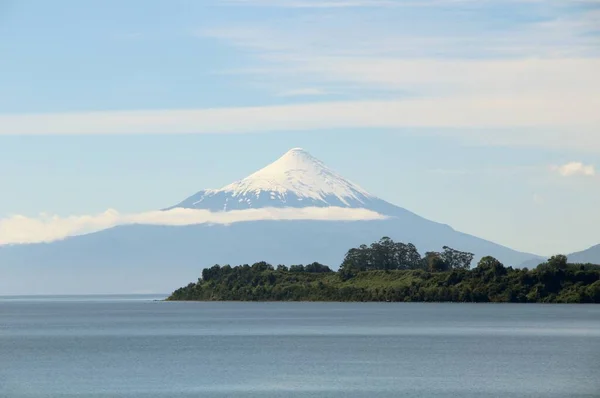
[553,162,596,177]
[0,207,387,245]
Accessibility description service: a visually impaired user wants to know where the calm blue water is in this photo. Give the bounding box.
[1,297,599,397]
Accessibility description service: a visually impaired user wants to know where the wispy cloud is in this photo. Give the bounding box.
[553,162,596,177]
[1,96,598,151]
[222,0,398,8]
[277,88,329,97]
[202,0,600,117]
[222,0,590,8]
[1,1,597,153]
[197,6,600,140]
[205,3,600,59]
[271,57,600,98]
[185,3,600,151]
[428,165,543,176]
[0,207,387,245]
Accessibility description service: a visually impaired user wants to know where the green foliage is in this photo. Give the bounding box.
[340,237,425,273]
[548,254,568,270]
[424,251,448,272]
[441,246,474,270]
[168,238,600,303]
[304,262,333,273]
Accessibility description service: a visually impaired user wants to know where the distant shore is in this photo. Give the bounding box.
[167,238,600,304]
[167,265,600,304]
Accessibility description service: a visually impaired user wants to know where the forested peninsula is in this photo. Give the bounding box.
[168,237,600,303]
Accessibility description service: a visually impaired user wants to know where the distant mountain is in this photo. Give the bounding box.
[518,257,546,269]
[0,148,544,295]
[517,244,600,269]
[568,244,600,264]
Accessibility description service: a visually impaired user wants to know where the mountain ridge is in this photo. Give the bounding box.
[520,244,600,268]
[568,244,600,263]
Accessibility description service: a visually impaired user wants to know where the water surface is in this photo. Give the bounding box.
[1,297,599,397]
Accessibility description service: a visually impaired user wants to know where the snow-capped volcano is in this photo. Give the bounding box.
[0,147,545,294]
[169,148,379,211]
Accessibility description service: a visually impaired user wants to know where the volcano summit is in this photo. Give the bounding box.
[169,148,378,211]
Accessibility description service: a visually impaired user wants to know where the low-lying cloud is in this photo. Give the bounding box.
[0,207,387,245]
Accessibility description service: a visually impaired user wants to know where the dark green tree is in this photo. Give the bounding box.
[476,256,505,273]
[202,264,222,281]
[547,254,568,270]
[424,251,449,272]
[441,246,474,270]
[394,242,423,270]
[304,262,333,273]
[289,264,305,273]
[340,244,371,272]
[370,237,397,270]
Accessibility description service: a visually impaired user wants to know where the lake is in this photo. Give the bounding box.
[1,297,599,397]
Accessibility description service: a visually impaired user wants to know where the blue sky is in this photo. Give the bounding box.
[0,0,599,255]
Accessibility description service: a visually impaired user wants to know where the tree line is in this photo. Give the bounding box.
[168,237,600,303]
[339,237,474,278]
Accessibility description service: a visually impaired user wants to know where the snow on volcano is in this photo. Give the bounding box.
[168,148,381,212]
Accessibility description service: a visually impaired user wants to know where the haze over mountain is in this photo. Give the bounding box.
[0,148,550,295]
[520,243,600,269]
[568,244,600,264]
